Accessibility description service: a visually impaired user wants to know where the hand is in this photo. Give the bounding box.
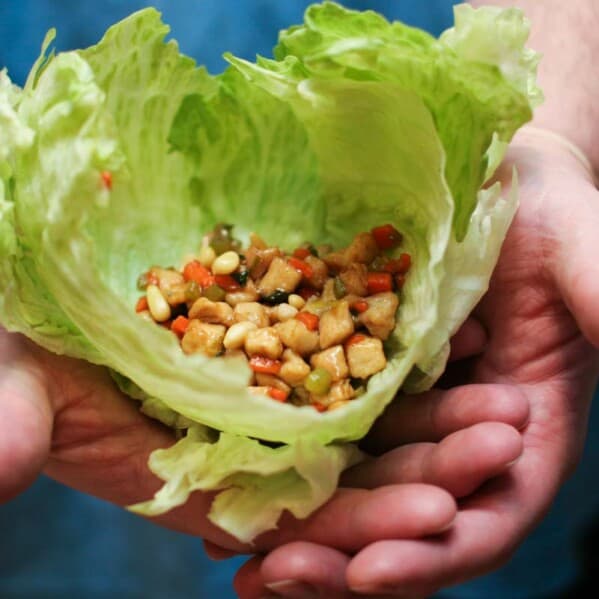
[0,314,526,562]
[235,128,599,598]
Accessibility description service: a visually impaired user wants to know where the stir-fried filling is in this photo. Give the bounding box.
[135,224,411,412]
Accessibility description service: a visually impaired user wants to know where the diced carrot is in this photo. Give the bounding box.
[366,271,393,294]
[183,260,215,287]
[383,253,411,274]
[100,170,112,190]
[371,224,402,250]
[170,315,189,338]
[313,402,327,412]
[292,247,311,260]
[214,274,241,292]
[351,300,369,314]
[135,296,149,313]
[295,311,320,331]
[288,257,314,278]
[267,387,288,402]
[298,286,318,301]
[249,356,282,375]
[345,333,367,349]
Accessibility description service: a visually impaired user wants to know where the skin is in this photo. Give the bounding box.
[234,129,599,598]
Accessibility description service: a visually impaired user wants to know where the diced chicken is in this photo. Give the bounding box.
[310,345,349,382]
[256,373,291,394]
[358,292,399,340]
[181,321,226,357]
[310,380,355,407]
[339,263,368,296]
[345,232,379,264]
[244,326,283,359]
[319,300,354,349]
[275,319,320,357]
[234,302,269,328]
[246,246,283,280]
[322,232,378,272]
[346,335,387,378]
[189,297,234,326]
[320,279,337,303]
[258,257,302,296]
[279,349,311,386]
[304,255,329,290]
[225,279,259,306]
[248,386,270,397]
[162,282,188,306]
[149,267,186,306]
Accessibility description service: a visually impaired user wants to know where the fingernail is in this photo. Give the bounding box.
[265,579,320,598]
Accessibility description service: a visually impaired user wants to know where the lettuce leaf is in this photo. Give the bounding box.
[0,3,539,541]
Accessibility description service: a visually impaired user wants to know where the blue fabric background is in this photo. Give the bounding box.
[1,1,599,597]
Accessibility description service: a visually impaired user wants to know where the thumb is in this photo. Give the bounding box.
[0,329,53,501]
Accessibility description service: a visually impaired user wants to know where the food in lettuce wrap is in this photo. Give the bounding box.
[0,2,540,542]
[135,223,410,411]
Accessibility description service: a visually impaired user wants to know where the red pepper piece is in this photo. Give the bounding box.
[249,356,282,375]
[214,274,241,292]
[383,253,411,274]
[296,311,320,331]
[313,402,327,412]
[267,387,288,402]
[135,296,149,313]
[371,224,402,250]
[298,287,318,301]
[367,271,393,294]
[100,170,113,190]
[171,315,189,338]
[288,257,314,278]
[395,273,407,290]
[351,300,369,314]
[292,247,311,260]
[183,260,215,288]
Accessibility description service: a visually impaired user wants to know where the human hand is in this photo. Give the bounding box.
[0,312,526,561]
[234,127,599,598]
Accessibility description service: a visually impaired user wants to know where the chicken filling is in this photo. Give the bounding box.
[135,224,411,412]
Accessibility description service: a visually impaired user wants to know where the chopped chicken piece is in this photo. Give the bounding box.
[346,336,387,378]
[319,300,354,349]
[346,232,379,264]
[320,279,337,303]
[311,380,355,407]
[256,373,291,394]
[246,246,283,279]
[189,297,234,326]
[310,345,349,382]
[225,279,259,306]
[244,326,283,359]
[181,321,225,357]
[358,292,399,340]
[304,255,329,290]
[339,263,368,296]
[258,257,302,296]
[275,319,319,357]
[234,302,269,328]
[279,349,311,386]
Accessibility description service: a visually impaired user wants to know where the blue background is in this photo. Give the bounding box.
[2,1,599,597]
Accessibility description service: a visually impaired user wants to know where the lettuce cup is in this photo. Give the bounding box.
[0,3,540,541]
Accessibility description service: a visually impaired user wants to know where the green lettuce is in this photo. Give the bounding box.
[0,3,539,542]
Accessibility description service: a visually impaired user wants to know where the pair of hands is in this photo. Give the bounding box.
[1,129,598,598]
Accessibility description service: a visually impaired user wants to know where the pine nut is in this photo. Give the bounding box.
[212,250,240,275]
[223,321,257,350]
[146,284,171,322]
[272,303,298,322]
[288,294,305,310]
[198,245,216,268]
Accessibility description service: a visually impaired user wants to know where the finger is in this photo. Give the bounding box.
[261,542,351,599]
[344,422,523,498]
[203,540,239,561]
[0,330,53,502]
[253,484,456,553]
[234,555,268,599]
[449,317,487,362]
[363,383,529,454]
